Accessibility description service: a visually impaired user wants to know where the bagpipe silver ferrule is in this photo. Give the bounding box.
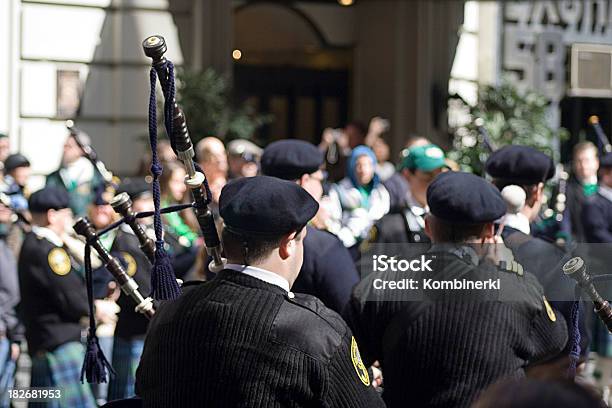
[177,148,197,178]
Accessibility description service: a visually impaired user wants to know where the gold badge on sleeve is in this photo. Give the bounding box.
[543,296,556,322]
[351,336,370,386]
[121,252,138,277]
[48,248,71,276]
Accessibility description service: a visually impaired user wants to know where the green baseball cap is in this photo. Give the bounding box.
[400,144,446,171]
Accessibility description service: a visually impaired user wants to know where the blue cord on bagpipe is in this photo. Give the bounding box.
[147,60,182,301]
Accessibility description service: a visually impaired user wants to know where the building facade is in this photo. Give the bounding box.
[1,0,612,180]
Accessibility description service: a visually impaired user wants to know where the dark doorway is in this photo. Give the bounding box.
[561,97,612,162]
[233,2,352,145]
[234,64,349,143]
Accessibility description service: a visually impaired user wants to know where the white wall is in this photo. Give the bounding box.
[449,1,501,110]
[11,0,185,181]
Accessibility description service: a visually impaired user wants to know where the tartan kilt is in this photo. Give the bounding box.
[29,341,96,408]
[107,338,144,402]
[593,311,612,357]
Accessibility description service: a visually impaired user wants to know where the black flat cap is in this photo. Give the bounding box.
[29,187,70,213]
[427,172,505,224]
[261,140,324,180]
[220,175,319,236]
[116,178,152,201]
[4,153,30,173]
[600,153,612,169]
[485,145,555,184]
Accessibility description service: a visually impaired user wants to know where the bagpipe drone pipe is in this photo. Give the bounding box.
[77,34,226,384]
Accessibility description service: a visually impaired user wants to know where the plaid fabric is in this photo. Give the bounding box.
[107,338,144,401]
[593,311,612,357]
[29,341,96,408]
[0,338,16,408]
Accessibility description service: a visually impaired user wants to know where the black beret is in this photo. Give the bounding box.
[261,140,324,180]
[600,153,612,169]
[485,145,555,184]
[116,178,152,201]
[4,153,30,172]
[220,176,319,236]
[427,172,505,224]
[29,187,70,213]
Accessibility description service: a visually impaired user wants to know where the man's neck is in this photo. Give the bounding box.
[227,259,295,288]
[520,206,536,223]
[412,190,427,208]
[579,175,598,185]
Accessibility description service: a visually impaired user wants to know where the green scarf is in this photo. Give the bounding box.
[583,183,598,197]
[357,183,374,209]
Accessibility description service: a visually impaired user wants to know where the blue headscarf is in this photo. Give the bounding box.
[348,145,379,189]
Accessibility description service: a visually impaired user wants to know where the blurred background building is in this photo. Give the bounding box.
[1,0,612,180]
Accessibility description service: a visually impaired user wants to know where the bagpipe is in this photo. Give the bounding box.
[589,115,612,155]
[563,257,612,377]
[76,34,226,384]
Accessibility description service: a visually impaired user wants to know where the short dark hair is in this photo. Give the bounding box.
[573,141,598,158]
[426,214,490,243]
[221,226,304,265]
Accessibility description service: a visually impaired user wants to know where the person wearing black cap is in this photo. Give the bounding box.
[136,176,384,407]
[0,153,32,258]
[486,145,589,365]
[95,179,155,402]
[344,172,568,408]
[2,153,31,211]
[18,187,96,407]
[260,139,360,313]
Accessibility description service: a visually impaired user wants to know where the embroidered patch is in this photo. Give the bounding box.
[48,248,71,276]
[543,296,556,322]
[351,336,370,386]
[121,252,137,277]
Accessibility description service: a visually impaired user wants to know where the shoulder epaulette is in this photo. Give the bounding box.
[498,260,524,277]
[181,280,206,288]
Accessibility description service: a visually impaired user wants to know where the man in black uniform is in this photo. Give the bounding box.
[260,139,360,313]
[485,146,571,296]
[485,145,589,361]
[582,154,612,358]
[365,143,447,245]
[583,153,612,243]
[92,179,154,401]
[561,142,600,243]
[18,187,96,407]
[345,172,568,408]
[136,176,384,407]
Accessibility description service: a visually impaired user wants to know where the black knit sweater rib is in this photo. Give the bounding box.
[345,251,568,408]
[136,269,385,408]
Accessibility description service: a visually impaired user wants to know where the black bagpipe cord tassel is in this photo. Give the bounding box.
[147,61,181,301]
[81,244,115,384]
